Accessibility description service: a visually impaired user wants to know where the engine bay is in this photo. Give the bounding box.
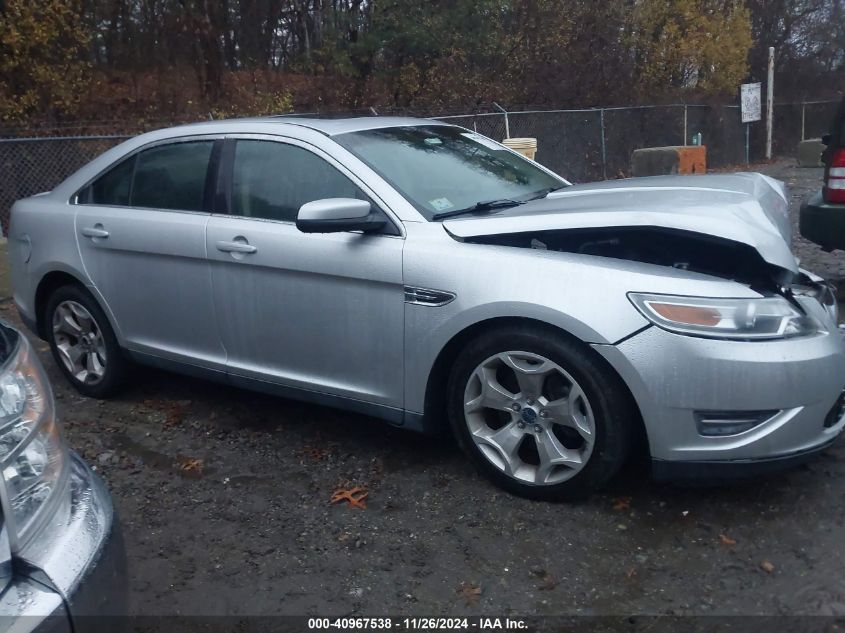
[464,226,792,290]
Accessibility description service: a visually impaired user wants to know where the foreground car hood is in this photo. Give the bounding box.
[443,173,798,277]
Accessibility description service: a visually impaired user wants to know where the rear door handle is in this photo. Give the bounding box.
[216,240,257,254]
[81,226,109,239]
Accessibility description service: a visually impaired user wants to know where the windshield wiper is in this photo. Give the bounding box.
[432,198,525,221]
[527,185,569,200]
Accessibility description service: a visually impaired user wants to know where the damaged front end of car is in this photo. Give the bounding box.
[462,225,837,326]
[434,171,845,480]
[443,172,837,328]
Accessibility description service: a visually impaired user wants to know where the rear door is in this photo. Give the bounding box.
[74,137,226,369]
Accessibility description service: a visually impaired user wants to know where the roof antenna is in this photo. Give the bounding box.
[369,107,379,116]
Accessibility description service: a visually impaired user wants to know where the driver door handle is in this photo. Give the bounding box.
[216,240,257,254]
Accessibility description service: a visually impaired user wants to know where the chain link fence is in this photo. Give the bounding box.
[1,100,840,233]
[438,100,839,182]
[0,135,131,234]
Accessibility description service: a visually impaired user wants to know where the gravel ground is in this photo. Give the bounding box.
[4,159,845,618]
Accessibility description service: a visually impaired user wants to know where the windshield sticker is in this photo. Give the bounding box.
[428,197,454,211]
[424,137,443,146]
[461,132,505,151]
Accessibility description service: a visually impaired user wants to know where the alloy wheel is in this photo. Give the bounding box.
[463,351,595,485]
[52,300,107,385]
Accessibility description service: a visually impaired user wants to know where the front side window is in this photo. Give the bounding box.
[334,125,566,220]
[80,140,214,212]
[230,140,366,223]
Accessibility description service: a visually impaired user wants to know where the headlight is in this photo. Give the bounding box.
[0,334,69,551]
[628,293,823,340]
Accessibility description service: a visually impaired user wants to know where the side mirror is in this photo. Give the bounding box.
[296,198,385,234]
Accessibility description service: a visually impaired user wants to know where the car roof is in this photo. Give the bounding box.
[47,115,458,208]
[164,115,450,138]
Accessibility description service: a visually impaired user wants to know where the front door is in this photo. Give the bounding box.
[206,137,405,410]
[74,138,225,369]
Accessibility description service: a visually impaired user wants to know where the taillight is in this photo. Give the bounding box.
[826,148,845,204]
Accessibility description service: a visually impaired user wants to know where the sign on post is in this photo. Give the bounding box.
[740,82,762,165]
[741,83,762,123]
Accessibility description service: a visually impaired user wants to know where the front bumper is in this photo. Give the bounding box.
[800,192,845,251]
[59,454,128,623]
[0,453,127,632]
[650,436,838,483]
[593,320,845,478]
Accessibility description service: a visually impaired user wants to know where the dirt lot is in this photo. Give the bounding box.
[4,160,845,617]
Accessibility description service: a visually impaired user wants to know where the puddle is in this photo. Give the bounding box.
[111,432,175,471]
[110,432,215,478]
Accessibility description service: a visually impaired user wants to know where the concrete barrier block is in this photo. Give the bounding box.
[797,138,825,167]
[632,146,707,177]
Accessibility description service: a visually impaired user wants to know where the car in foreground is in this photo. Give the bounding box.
[8,117,845,499]
[800,97,845,251]
[0,322,126,631]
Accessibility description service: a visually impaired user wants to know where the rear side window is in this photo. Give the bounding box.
[231,140,365,222]
[80,140,214,211]
[133,142,213,211]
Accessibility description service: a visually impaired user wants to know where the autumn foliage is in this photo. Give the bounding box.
[0,0,841,126]
[0,0,90,121]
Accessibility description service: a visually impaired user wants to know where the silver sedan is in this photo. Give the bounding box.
[9,117,845,499]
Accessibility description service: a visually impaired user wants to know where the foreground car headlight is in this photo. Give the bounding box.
[628,293,823,340]
[0,335,69,551]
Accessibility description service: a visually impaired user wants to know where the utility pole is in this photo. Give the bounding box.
[766,46,774,160]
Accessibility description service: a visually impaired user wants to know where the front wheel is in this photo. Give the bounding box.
[45,285,128,398]
[447,326,635,500]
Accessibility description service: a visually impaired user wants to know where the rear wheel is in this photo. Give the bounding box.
[44,285,127,398]
[447,326,634,500]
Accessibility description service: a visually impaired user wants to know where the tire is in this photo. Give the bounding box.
[44,284,128,398]
[447,325,635,501]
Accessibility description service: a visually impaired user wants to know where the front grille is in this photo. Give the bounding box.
[824,389,845,428]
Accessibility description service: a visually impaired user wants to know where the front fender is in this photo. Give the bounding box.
[401,222,764,416]
[402,299,633,416]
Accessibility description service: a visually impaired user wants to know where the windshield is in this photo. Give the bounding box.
[334,125,567,220]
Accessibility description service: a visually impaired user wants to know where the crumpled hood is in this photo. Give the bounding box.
[443,173,798,277]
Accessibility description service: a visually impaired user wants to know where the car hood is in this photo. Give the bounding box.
[443,173,798,278]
